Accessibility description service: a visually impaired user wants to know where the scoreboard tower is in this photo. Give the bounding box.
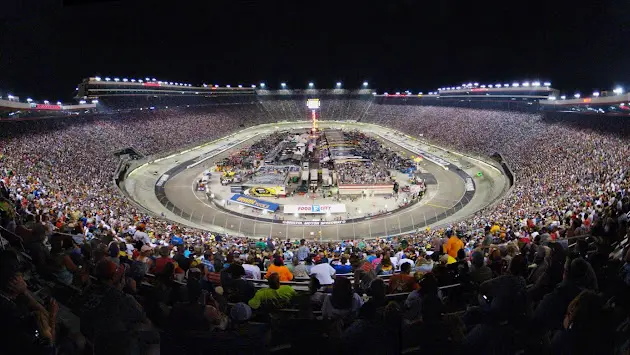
[306,98,320,134]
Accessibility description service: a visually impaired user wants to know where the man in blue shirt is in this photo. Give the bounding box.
[333,256,352,274]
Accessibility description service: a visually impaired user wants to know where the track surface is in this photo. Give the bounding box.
[124,122,508,240]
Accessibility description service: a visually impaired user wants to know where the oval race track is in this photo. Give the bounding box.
[123,121,510,240]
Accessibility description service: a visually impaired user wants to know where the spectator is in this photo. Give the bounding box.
[248,273,296,310]
[321,277,363,320]
[79,260,154,353]
[0,250,58,355]
[309,256,336,285]
[265,257,293,281]
[469,250,492,284]
[388,262,419,293]
[243,256,262,280]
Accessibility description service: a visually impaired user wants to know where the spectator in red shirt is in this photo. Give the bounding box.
[152,246,176,274]
[388,262,419,293]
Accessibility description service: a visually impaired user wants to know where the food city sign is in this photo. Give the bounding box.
[283,204,346,214]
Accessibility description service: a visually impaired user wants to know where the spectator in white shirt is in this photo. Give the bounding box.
[310,257,336,285]
[132,225,150,245]
[242,256,262,280]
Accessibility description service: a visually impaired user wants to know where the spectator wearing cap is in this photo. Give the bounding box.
[248,273,296,310]
[265,257,293,281]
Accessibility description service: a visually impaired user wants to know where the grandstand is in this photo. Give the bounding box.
[1,78,629,354]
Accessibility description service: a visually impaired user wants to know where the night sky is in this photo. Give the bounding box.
[1,0,628,101]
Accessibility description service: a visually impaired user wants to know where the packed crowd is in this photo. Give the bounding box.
[1,100,630,353]
[259,98,372,121]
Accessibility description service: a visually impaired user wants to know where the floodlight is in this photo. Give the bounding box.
[574,93,580,98]
[593,92,600,97]
[123,78,128,82]
[95,76,101,81]
[363,81,368,86]
[308,82,314,87]
[79,100,86,104]
[26,98,33,103]
[548,96,556,100]
[226,85,231,88]
[560,95,566,99]
[522,82,530,87]
[114,78,120,82]
[260,83,266,88]
[43,100,49,104]
[480,85,486,88]
[105,77,111,81]
[395,92,400,95]
[56,101,62,105]
[280,82,286,87]
[336,82,342,87]
[473,83,479,86]
[92,99,99,104]
[251,84,256,88]
[532,81,540,87]
[238,84,243,88]
[543,82,551,87]
[613,87,624,94]
[512,83,519,87]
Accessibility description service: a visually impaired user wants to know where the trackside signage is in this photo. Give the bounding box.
[229,194,279,212]
[283,204,346,214]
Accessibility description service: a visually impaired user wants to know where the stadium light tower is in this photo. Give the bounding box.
[522,82,530,87]
[574,93,581,98]
[532,81,541,87]
[26,98,33,103]
[613,87,624,95]
[123,78,128,82]
[281,82,287,88]
[543,82,551,87]
[238,84,243,88]
[512,83,519,87]
[308,82,314,88]
[593,91,600,97]
[43,100,49,104]
[363,81,369,87]
[114,78,120,82]
[251,84,256,88]
[336,82,342,88]
[56,101,62,105]
[260,83,266,88]
[560,95,566,100]
[95,76,101,81]
[473,82,479,86]
[226,85,231,88]
[105,77,111,81]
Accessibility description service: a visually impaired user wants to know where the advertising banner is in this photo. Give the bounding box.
[229,194,279,212]
[283,204,346,214]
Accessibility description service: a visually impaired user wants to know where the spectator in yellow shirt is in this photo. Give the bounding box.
[443,231,464,259]
[248,273,296,309]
